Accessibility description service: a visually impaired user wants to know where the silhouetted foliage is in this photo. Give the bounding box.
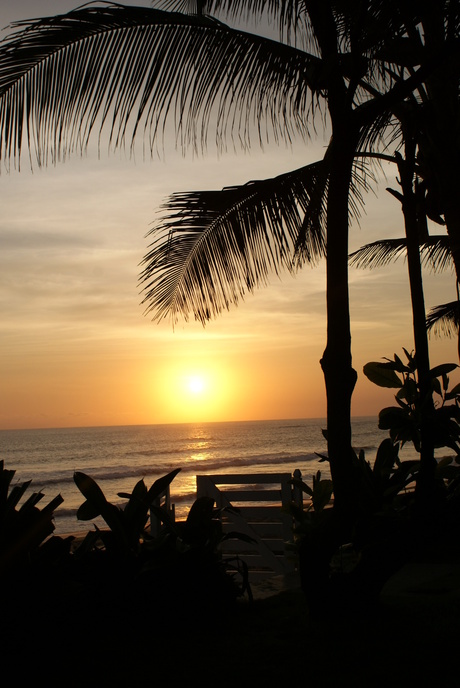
[288,354,460,617]
[0,461,252,670]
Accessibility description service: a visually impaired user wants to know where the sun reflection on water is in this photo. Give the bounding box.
[190,452,209,462]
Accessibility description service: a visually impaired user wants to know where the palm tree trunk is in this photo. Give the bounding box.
[320,129,358,514]
[305,0,358,517]
[395,150,436,500]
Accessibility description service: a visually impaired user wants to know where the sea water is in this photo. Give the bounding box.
[0,417,395,535]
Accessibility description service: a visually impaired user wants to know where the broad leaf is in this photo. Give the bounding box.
[373,437,398,480]
[430,363,458,378]
[147,468,181,503]
[445,383,460,400]
[74,472,108,511]
[289,477,313,497]
[363,362,402,388]
[76,499,101,521]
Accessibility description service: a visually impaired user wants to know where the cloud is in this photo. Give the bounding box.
[0,228,98,251]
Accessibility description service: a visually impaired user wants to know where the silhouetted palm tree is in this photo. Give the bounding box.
[350,139,447,497]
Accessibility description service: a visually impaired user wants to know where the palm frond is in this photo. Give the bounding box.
[426,301,460,338]
[156,1,311,48]
[348,155,379,223]
[419,235,453,272]
[349,238,408,269]
[349,235,452,271]
[295,150,379,260]
[140,161,326,324]
[0,3,322,166]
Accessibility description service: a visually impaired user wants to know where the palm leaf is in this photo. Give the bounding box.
[419,235,454,272]
[0,4,325,166]
[349,238,409,269]
[426,301,460,338]
[349,235,453,272]
[157,0,305,29]
[348,155,379,223]
[140,161,326,323]
[293,153,378,263]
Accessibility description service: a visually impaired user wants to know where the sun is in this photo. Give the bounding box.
[151,360,237,423]
[188,375,205,395]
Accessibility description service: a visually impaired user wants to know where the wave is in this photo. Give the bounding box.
[29,451,322,491]
[277,423,316,429]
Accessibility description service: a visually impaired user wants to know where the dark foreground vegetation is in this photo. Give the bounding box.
[4,540,460,688]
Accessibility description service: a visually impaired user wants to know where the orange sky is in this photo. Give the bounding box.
[1,1,459,430]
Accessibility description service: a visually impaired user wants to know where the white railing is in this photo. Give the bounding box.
[196,471,303,580]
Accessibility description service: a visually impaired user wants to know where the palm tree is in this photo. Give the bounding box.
[351,138,442,497]
[0,1,449,518]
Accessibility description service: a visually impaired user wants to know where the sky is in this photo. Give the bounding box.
[1,1,459,430]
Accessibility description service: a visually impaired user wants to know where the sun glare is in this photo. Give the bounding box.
[151,360,237,423]
[188,375,205,394]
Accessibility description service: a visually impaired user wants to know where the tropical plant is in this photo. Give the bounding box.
[411,2,460,281]
[146,494,254,606]
[426,298,460,340]
[350,0,460,345]
[0,459,69,579]
[72,468,253,613]
[369,2,460,281]
[287,409,460,616]
[0,459,76,658]
[73,466,180,555]
[363,349,460,460]
[351,2,460,501]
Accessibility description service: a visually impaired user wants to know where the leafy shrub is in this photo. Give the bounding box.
[0,459,71,580]
[289,351,460,616]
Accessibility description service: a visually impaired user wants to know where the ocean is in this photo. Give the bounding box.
[1,417,399,536]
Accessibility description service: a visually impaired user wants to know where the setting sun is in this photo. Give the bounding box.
[148,358,240,424]
[188,375,205,395]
